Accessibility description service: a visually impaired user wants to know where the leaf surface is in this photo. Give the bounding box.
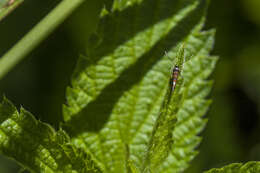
[158,30,217,173]
[64,0,217,172]
[0,98,102,173]
[204,161,260,173]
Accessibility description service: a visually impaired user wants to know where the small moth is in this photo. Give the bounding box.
[170,65,180,92]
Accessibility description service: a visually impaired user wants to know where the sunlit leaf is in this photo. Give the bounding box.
[204,161,260,173]
[64,0,217,172]
[0,97,102,173]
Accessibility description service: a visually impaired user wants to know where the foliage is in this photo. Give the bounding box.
[62,0,217,172]
[0,0,258,172]
[205,161,260,173]
[0,97,101,172]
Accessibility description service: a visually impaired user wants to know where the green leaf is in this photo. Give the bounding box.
[204,161,260,173]
[158,30,217,173]
[0,0,23,21]
[63,0,216,172]
[0,97,102,173]
[143,46,185,172]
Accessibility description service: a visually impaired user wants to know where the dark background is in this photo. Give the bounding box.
[0,0,260,172]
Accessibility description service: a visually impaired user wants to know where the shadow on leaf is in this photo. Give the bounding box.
[64,0,208,137]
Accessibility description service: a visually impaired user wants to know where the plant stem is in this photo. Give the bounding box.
[0,0,86,79]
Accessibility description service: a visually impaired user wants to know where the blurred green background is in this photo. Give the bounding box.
[0,0,260,172]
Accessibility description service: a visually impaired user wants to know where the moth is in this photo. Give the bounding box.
[170,65,180,92]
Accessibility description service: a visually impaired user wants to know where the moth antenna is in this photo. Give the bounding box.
[183,54,186,71]
[180,43,186,70]
[164,51,171,60]
[164,51,174,72]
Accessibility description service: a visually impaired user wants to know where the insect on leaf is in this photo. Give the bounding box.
[143,46,185,172]
[63,0,217,172]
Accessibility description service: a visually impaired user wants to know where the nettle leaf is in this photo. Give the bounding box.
[143,46,186,172]
[158,30,217,173]
[0,98,102,173]
[63,0,217,172]
[0,0,23,21]
[204,161,260,173]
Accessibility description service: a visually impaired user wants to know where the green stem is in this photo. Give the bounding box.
[0,0,86,79]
